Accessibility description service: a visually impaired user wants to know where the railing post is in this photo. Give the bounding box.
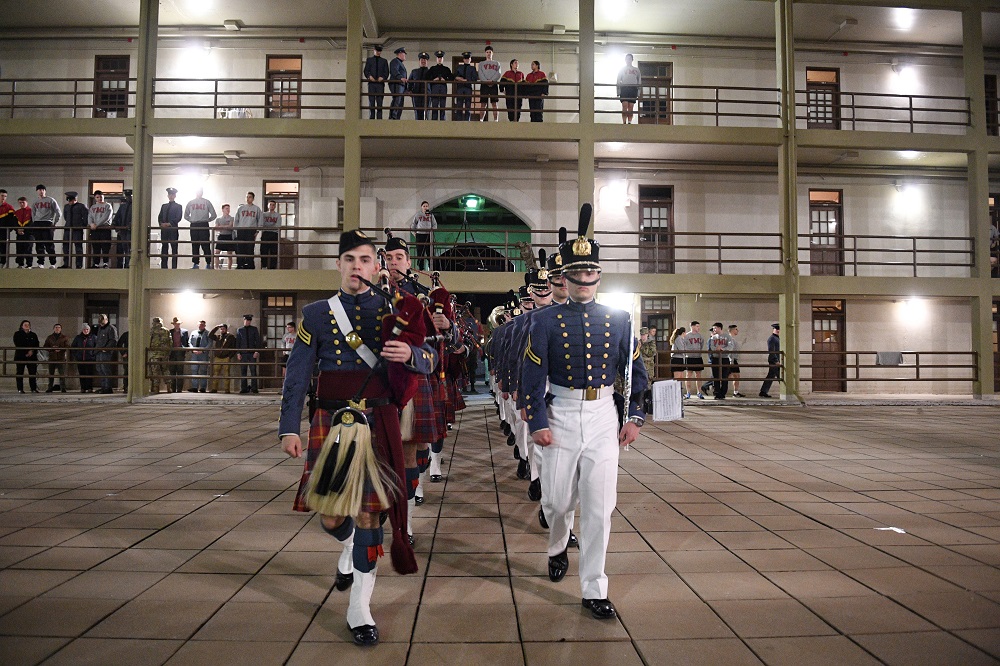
[912,236,918,277]
[73,79,78,119]
[715,88,720,127]
[8,80,14,118]
[214,79,219,118]
[909,95,915,133]
[914,352,921,381]
[717,233,723,274]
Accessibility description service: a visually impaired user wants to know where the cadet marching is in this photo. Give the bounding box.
[279,207,648,646]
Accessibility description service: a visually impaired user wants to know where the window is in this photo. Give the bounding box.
[638,62,671,125]
[94,55,130,118]
[640,296,674,380]
[266,55,302,118]
[262,294,296,349]
[806,67,840,130]
[809,189,844,276]
[84,294,121,331]
[638,186,674,273]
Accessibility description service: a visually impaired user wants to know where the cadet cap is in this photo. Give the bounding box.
[338,229,376,257]
[394,47,406,55]
[462,51,471,58]
[373,44,383,51]
[243,314,254,321]
[385,235,408,254]
[772,323,780,330]
[171,317,182,324]
[166,187,178,194]
[435,50,445,57]
[65,191,78,200]
[419,52,429,59]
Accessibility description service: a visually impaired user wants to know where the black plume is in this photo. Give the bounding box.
[538,249,546,266]
[558,226,567,245]
[524,272,532,286]
[577,203,592,237]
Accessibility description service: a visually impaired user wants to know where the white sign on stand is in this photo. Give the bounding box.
[652,380,683,422]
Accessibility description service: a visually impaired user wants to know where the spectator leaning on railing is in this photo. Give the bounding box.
[93,314,118,394]
[13,320,40,393]
[71,323,97,393]
[43,323,70,393]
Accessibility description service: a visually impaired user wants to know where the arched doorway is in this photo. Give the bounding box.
[429,194,531,272]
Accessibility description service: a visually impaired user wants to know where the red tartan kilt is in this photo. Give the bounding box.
[430,374,448,435]
[403,374,440,444]
[293,407,385,514]
[449,377,466,412]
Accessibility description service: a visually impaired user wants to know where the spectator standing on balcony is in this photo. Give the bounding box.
[214,203,236,269]
[408,52,430,120]
[236,314,262,394]
[32,184,61,268]
[364,44,389,119]
[88,190,114,268]
[410,200,437,270]
[235,191,262,269]
[500,59,525,121]
[759,323,780,398]
[43,323,70,393]
[93,314,118,394]
[184,188,217,269]
[681,321,705,399]
[454,52,478,121]
[14,197,34,268]
[208,323,237,393]
[728,324,745,397]
[13,320,39,394]
[0,190,14,268]
[167,317,189,393]
[188,320,212,393]
[616,54,641,125]
[388,47,407,120]
[114,189,133,269]
[61,191,88,269]
[478,45,502,122]
[260,200,281,269]
[427,51,453,121]
[71,322,97,393]
[525,61,549,123]
[158,187,182,269]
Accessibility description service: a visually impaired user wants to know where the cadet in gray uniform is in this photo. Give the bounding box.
[478,45,502,121]
[184,188,218,269]
[87,190,114,268]
[260,200,280,269]
[31,184,61,268]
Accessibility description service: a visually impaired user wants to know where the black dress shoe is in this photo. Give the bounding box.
[379,511,389,526]
[516,458,530,480]
[506,433,516,447]
[414,495,424,506]
[548,549,568,582]
[582,598,617,619]
[513,447,521,461]
[334,570,353,591]
[45,387,54,393]
[349,623,379,647]
[501,422,511,436]
[239,389,250,394]
[758,393,772,398]
[187,388,198,393]
[250,389,259,394]
[527,478,542,501]
[430,474,443,483]
[31,389,39,393]
[568,531,579,548]
[538,507,549,529]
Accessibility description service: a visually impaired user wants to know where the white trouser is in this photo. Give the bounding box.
[348,568,377,628]
[514,407,529,461]
[540,394,619,600]
[338,531,354,576]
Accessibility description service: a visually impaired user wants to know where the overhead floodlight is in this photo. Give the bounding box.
[223,19,243,31]
[463,196,482,210]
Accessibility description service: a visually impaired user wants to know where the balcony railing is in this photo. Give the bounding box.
[799,351,978,388]
[595,82,781,127]
[0,78,137,118]
[795,90,971,133]
[152,78,346,119]
[797,233,975,278]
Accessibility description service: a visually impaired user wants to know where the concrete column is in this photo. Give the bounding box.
[776,0,800,399]
[342,0,364,231]
[126,0,159,401]
[578,0,596,224]
[963,8,995,395]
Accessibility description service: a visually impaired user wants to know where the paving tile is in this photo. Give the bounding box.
[764,570,879,598]
[0,636,70,666]
[413,602,520,642]
[193,601,316,641]
[0,597,124,636]
[679,571,789,600]
[955,628,1000,659]
[745,635,882,665]
[618,601,736,639]
[42,637,184,666]
[164,640,295,665]
[301,604,417,643]
[524,641,641,665]
[43,571,167,599]
[420,575,514,604]
[634,638,765,665]
[801,596,937,634]
[518,602,630,641]
[287,641,409,665]
[410,643,525,665]
[890,592,1000,630]
[852,631,1000,666]
[708,598,835,637]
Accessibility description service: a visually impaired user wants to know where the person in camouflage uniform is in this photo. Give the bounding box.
[148,317,171,393]
[639,326,658,380]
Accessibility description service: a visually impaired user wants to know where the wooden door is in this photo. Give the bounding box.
[809,190,844,276]
[986,75,998,137]
[638,186,673,273]
[806,68,841,130]
[93,55,130,118]
[638,62,671,125]
[812,300,846,392]
[266,55,302,118]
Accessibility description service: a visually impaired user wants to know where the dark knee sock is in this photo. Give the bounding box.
[405,467,419,499]
[431,438,444,454]
[321,516,354,541]
[416,447,430,472]
[353,527,383,573]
